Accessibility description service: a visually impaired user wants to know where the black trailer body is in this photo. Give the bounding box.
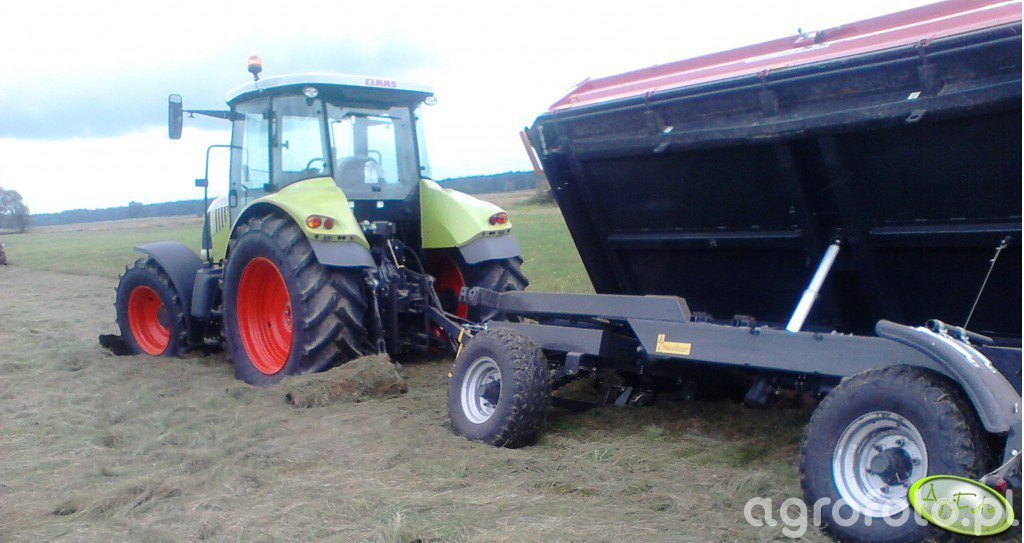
[528,19,1022,343]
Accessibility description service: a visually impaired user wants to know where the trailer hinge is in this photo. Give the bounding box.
[757,71,780,116]
[915,39,940,95]
[644,108,671,137]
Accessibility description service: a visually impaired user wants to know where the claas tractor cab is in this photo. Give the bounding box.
[114,59,527,384]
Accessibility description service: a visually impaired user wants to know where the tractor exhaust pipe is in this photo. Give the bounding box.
[786,241,841,333]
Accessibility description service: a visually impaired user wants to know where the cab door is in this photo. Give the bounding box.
[213,98,270,260]
[230,98,272,210]
[271,94,331,188]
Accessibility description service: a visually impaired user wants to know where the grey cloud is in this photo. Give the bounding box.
[0,35,440,139]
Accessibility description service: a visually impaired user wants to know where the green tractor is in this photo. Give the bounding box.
[114,60,527,384]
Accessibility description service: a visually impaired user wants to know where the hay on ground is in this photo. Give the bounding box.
[283,354,407,408]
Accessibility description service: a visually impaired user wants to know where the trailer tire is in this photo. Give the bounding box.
[116,257,189,357]
[448,327,550,447]
[224,214,372,386]
[800,365,989,543]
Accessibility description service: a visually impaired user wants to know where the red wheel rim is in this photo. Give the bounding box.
[237,257,293,374]
[430,254,468,319]
[127,285,170,355]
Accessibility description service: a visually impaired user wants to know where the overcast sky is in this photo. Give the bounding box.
[1,0,935,213]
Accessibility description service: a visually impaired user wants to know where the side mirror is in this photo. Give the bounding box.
[168,94,183,140]
[194,178,208,188]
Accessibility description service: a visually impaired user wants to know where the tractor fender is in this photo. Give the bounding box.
[231,186,374,269]
[308,239,375,268]
[458,234,522,265]
[134,241,202,338]
[876,320,1021,436]
[419,179,513,250]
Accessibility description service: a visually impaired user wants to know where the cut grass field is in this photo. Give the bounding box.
[1,197,1018,543]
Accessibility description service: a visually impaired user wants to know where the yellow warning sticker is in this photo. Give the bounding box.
[655,334,692,356]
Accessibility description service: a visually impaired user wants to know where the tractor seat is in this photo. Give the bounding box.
[336,156,379,188]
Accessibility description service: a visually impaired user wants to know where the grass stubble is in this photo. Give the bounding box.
[2,198,1018,542]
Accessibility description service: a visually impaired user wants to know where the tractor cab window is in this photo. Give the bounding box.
[230,98,271,207]
[413,105,432,179]
[327,104,417,200]
[273,95,330,187]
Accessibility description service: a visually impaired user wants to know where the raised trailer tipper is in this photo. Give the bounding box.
[447,1,1022,541]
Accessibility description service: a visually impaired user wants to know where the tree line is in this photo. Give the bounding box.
[10,171,539,230]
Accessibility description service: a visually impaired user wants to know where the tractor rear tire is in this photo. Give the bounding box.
[115,257,188,357]
[800,365,990,543]
[223,214,372,386]
[429,252,528,322]
[448,327,550,447]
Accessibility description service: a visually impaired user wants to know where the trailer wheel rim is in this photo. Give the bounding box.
[237,257,293,374]
[430,255,468,319]
[832,411,928,518]
[127,285,170,355]
[461,356,501,424]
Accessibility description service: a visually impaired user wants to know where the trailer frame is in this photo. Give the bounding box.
[459,286,1022,463]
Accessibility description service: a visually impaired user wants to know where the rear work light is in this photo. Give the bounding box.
[305,215,335,230]
[488,212,509,226]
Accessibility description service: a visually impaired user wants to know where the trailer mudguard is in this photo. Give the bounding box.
[135,241,202,338]
[1005,421,1022,464]
[875,320,1021,437]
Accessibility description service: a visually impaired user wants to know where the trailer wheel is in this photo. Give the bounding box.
[224,214,372,386]
[429,253,528,322]
[801,365,989,543]
[115,257,188,356]
[448,327,550,447]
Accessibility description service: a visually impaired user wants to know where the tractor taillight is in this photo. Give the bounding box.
[306,215,335,230]
[488,212,509,226]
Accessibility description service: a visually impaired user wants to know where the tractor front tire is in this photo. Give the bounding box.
[800,365,990,543]
[115,257,188,357]
[223,214,372,386]
[448,327,550,447]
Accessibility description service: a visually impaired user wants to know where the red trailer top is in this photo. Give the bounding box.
[550,0,1022,111]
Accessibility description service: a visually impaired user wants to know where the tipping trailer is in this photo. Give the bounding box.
[446,2,1022,541]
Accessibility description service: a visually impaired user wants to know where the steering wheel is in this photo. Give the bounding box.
[306,158,326,170]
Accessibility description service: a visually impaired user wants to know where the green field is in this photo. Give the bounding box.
[0,219,200,277]
[1,201,592,294]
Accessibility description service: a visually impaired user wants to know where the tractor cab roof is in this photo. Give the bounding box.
[225,72,434,107]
